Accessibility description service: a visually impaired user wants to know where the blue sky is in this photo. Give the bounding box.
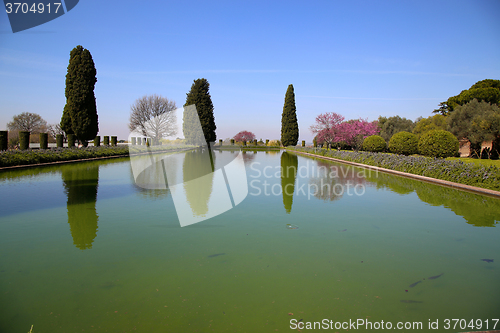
[1,0,499,142]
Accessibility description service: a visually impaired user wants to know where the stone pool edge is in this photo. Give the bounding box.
[288,149,500,199]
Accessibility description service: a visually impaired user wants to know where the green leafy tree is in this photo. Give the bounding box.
[281,84,299,146]
[61,45,98,146]
[412,114,447,137]
[183,78,216,144]
[432,102,450,116]
[435,79,500,115]
[447,99,500,157]
[377,115,415,142]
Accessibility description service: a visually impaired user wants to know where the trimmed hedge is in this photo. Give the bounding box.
[388,131,418,156]
[0,131,7,151]
[56,134,63,148]
[68,134,76,147]
[94,136,100,147]
[0,145,130,168]
[19,131,30,150]
[111,136,117,146]
[418,130,459,158]
[39,133,48,149]
[287,147,500,191]
[103,136,109,145]
[362,135,386,152]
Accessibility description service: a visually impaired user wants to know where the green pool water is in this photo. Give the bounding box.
[0,150,499,332]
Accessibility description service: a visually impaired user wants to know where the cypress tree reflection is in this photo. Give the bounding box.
[281,152,298,213]
[182,147,215,216]
[62,162,99,250]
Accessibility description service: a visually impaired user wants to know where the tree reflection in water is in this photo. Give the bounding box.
[62,162,99,250]
[364,171,500,227]
[182,147,215,217]
[281,152,298,213]
[308,160,368,201]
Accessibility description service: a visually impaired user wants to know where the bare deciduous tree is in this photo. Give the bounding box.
[48,123,66,141]
[129,95,177,145]
[7,112,48,133]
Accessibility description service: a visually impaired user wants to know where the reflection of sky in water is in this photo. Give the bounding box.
[0,151,498,332]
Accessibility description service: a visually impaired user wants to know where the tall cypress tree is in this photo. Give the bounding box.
[61,45,98,146]
[281,84,299,147]
[183,78,216,144]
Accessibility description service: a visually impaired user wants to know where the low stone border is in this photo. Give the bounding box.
[289,149,500,199]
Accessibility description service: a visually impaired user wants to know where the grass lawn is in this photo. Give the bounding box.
[447,157,500,167]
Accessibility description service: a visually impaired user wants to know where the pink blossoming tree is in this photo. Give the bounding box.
[233,130,256,142]
[310,113,379,149]
[309,112,345,147]
[337,119,379,150]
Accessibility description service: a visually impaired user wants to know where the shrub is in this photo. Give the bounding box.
[231,139,235,145]
[388,131,418,155]
[68,134,76,147]
[266,139,269,145]
[103,136,109,145]
[362,135,386,152]
[56,134,63,148]
[302,140,305,147]
[131,137,136,145]
[19,131,30,150]
[111,136,117,146]
[418,130,459,158]
[39,133,48,149]
[267,140,281,147]
[0,131,7,151]
[94,136,101,147]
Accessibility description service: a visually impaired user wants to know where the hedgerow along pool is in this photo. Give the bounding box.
[0,150,498,332]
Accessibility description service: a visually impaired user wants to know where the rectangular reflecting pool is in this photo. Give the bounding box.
[0,150,499,332]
